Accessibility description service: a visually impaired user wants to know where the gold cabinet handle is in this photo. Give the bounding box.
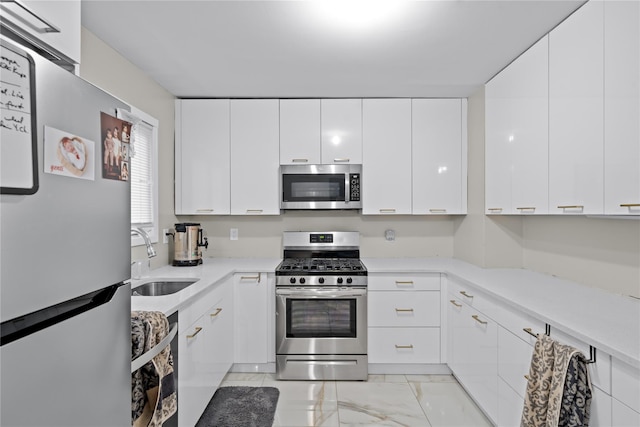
[395,308,414,313]
[196,208,214,212]
[210,308,222,318]
[187,326,203,339]
[620,203,640,208]
[333,158,350,163]
[240,273,262,283]
[246,209,263,214]
[460,290,473,298]
[429,208,447,213]
[487,208,503,212]
[472,315,487,325]
[450,299,462,308]
[379,209,396,213]
[292,158,308,163]
[557,205,584,209]
[395,344,414,349]
[524,374,530,380]
[395,280,414,286]
[517,207,536,211]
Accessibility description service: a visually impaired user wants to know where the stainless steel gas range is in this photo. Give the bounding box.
[275,231,368,381]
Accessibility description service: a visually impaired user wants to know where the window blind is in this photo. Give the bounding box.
[131,120,154,226]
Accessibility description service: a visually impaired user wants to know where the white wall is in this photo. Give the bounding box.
[80,28,639,298]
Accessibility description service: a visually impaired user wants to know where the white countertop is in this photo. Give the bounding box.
[131,256,640,369]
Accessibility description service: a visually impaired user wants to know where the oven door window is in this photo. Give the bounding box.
[282,174,345,202]
[286,298,356,338]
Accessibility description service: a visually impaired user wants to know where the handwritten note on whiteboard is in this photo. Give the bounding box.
[1,40,38,194]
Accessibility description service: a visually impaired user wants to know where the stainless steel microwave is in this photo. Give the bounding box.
[280,164,362,210]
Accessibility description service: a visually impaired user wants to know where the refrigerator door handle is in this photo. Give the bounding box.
[0,283,123,346]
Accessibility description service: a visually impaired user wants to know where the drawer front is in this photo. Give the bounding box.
[447,278,494,313]
[178,281,227,333]
[612,358,640,413]
[368,291,440,327]
[498,326,533,399]
[492,303,547,348]
[368,327,440,364]
[368,273,440,291]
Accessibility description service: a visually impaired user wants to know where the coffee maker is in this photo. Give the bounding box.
[170,223,208,266]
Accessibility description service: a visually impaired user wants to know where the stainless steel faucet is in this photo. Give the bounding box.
[131,227,157,258]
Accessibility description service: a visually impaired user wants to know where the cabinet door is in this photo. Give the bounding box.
[280,99,321,165]
[412,99,467,215]
[549,0,604,214]
[485,36,549,215]
[175,99,230,215]
[321,99,362,164]
[497,326,532,399]
[206,285,234,392]
[498,377,524,427]
[362,99,412,215]
[0,0,81,64]
[368,327,440,364]
[178,316,211,427]
[604,0,640,215]
[368,291,440,327]
[613,398,640,427]
[233,273,268,364]
[230,100,280,215]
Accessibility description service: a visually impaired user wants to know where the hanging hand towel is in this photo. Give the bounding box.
[521,334,556,427]
[131,311,177,427]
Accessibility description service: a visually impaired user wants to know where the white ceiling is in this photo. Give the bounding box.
[81,0,585,98]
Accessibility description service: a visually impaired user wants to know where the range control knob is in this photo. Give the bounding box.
[318,277,325,284]
[337,277,344,284]
[346,277,353,284]
[300,278,306,284]
[289,277,296,284]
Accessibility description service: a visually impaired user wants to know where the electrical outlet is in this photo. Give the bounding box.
[230,228,238,241]
[163,228,170,244]
[385,229,395,241]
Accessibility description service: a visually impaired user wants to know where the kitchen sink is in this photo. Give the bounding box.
[131,279,198,296]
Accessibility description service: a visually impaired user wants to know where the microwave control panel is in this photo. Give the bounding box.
[349,173,361,202]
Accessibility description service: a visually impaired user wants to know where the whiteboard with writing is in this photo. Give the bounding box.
[1,40,38,194]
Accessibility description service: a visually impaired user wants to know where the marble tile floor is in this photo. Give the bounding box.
[220,373,493,426]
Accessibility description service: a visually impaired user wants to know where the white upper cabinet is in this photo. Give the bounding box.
[0,0,81,64]
[412,99,467,215]
[321,99,363,164]
[549,0,604,215]
[279,99,321,165]
[604,0,640,215]
[485,36,549,215]
[230,99,280,215]
[362,99,412,215]
[175,99,230,215]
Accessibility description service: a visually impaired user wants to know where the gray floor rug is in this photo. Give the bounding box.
[195,386,280,427]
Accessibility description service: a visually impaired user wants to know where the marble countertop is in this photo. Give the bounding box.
[131,256,640,369]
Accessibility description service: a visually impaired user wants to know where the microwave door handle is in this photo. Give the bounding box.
[345,174,350,203]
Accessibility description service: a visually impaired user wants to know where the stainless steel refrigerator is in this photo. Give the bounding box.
[0,35,131,426]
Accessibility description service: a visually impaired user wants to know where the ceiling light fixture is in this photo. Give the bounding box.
[311,0,408,30]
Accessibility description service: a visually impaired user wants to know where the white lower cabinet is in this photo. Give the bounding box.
[498,377,524,427]
[447,293,498,423]
[178,281,233,427]
[233,272,274,364]
[613,398,640,427]
[368,273,442,366]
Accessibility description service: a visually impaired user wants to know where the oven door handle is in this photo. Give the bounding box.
[276,288,366,298]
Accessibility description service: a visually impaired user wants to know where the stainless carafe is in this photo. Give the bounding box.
[172,223,208,266]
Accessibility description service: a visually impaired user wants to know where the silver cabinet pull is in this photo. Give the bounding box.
[196,209,214,213]
[395,344,414,349]
[487,208,503,213]
[210,308,222,318]
[1,0,61,33]
[449,299,462,308]
[395,280,414,286]
[292,158,309,163]
[460,290,473,298]
[472,315,487,325]
[395,308,414,313]
[333,158,350,163]
[240,273,261,283]
[246,209,263,214]
[429,209,447,213]
[186,326,203,339]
